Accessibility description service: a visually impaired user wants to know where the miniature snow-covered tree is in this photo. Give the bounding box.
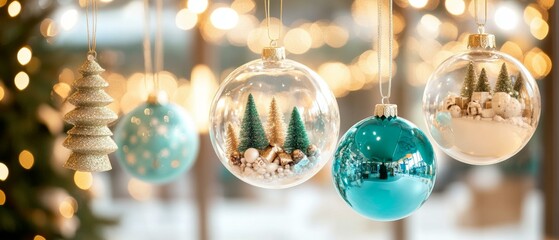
[266,97,286,147]
[513,73,524,99]
[461,61,476,99]
[238,94,269,152]
[284,107,310,154]
[494,63,513,95]
[225,123,239,156]
[474,68,491,92]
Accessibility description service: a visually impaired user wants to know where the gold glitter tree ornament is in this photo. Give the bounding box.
[63,55,117,171]
[63,0,117,171]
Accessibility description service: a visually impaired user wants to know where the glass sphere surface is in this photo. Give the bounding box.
[332,115,436,221]
[209,57,340,189]
[114,102,199,183]
[423,49,541,165]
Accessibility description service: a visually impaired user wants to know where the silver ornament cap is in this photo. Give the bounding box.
[374,104,398,118]
[467,33,496,50]
[262,46,286,62]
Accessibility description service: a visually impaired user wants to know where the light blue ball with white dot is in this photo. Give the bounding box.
[114,102,199,183]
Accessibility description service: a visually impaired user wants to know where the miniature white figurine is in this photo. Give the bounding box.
[467,101,482,116]
[449,105,462,118]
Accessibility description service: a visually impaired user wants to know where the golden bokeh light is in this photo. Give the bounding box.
[324,25,349,48]
[33,236,46,240]
[74,171,93,190]
[351,0,376,27]
[537,0,555,9]
[0,162,9,181]
[231,0,255,14]
[17,46,32,66]
[14,71,30,90]
[530,17,549,40]
[188,0,208,14]
[176,8,198,30]
[210,7,239,30]
[0,189,5,205]
[0,85,5,102]
[318,62,351,97]
[128,178,153,201]
[524,4,543,25]
[60,9,79,31]
[8,1,21,17]
[500,41,524,61]
[19,150,34,170]
[53,82,72,99]
[494,4,519,31]
[226,14,258,46]
[40,18,59,38]
[445,0,465,15]
[524,48,552,79]
[246,27,268,54]
[58,199,75,218]
[409,0,428,9]
[284,28,312,54]
[0,0,7,8]
[187,64,218,133]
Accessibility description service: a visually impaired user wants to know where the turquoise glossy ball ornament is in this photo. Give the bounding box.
[114,93,199,183]
[332,104,436,221]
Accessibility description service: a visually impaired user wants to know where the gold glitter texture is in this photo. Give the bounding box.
[63,56,117,172]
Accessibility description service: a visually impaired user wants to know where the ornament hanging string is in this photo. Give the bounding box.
[85,0,98,58]
[377,0,393,104]
[474,0,487,34]
[142,0,163,92]
[264,0,283,47]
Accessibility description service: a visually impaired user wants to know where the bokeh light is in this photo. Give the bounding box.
[0,162,8,181]
[188,0,208,14]
[60,9,79,31]
[14,71,30,90]
[176,8,198,30]
[409,0,428,9]
[128,178,153,201]
[8,1,21,17]
[284,28,312,54]
[494,4,519,31]
[210,7,238,30]
[19,150,34,170]
[446,0,466,15]
[17,46,32,66]
[74,171,93,190]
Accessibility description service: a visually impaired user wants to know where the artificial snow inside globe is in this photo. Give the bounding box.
[209,47,340,189]
[423,33,541,165]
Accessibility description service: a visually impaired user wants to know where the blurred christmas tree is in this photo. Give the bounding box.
[0,1,112,239]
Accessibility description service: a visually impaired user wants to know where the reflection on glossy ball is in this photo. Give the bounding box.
[209,53,340,189]
[115,102,199,183]
[332,116,436,221]
[423,49,541,165]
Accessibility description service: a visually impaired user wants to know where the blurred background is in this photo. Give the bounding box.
[0,0,557,239]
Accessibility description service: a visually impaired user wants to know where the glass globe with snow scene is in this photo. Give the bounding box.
[423,33,541,165]
[209,47,340,189]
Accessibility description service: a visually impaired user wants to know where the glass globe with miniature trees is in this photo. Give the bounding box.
[423,33,541,165]
[209,46,340,189]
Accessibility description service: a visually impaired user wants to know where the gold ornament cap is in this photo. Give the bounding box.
[262,47,286,62]
[467,33,496,50]
[374,104,398,118]
[147,91,169,104]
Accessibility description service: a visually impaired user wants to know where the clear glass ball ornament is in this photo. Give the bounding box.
[209,47,340,189]
[114,92,199,183]
[332,104,436,221]
[423,34,541,165]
